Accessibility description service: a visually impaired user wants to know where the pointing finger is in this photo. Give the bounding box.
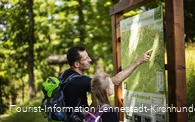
[145,49,153,55]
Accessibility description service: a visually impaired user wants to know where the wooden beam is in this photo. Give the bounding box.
[110,0,155,15]
[111,14,124,121]
[165,0,188,121]
[47,55,67,65]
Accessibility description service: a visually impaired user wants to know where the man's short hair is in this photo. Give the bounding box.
[67,46,85,66]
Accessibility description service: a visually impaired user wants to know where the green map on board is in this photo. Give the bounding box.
[120,7,165,94]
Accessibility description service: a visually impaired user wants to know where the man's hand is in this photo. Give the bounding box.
[136,49,153,65]
[111,48,153,85]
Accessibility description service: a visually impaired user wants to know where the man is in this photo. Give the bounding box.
[59,46,152,121]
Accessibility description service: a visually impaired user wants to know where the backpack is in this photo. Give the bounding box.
[41,72,81,122]
[84,104,111,122]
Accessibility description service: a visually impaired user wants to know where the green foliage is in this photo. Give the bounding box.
[0,0,31,112]
[0,76,9,114]
[184,0,195,43]
[186,44,195,122]
[0,0,117,116]
[1,97,47,122]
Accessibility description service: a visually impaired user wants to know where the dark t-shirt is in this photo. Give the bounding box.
[101,107,119,122]
[59,68,91,107]
[101,111,118,122]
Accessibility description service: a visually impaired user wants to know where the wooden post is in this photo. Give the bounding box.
[165,0,188,121]
[111,14,124,121]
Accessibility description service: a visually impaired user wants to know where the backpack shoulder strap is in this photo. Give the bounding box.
[85,111,97,119]
[85,104,111,122]
[58,71,81,83]
[58,72,81,90]
[59,72,83,107]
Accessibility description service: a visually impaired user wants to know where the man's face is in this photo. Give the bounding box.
[77,51,92,71]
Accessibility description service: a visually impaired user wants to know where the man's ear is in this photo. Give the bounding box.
[74,62,80,68]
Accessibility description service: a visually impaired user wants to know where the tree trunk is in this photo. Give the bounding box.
[78,0,85,42]
[27,0,36,98]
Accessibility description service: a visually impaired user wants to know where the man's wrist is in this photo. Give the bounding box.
[135,59,141,66]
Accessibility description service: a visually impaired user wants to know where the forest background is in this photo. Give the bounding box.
[0,0,195,121]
